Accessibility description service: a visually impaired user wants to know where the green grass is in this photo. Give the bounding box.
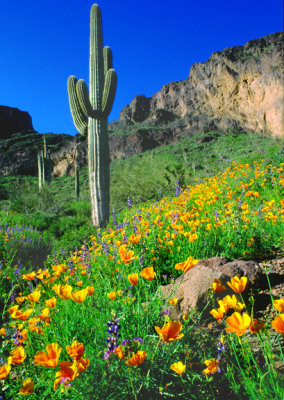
[0,130,282,255]
[0,129,283,399]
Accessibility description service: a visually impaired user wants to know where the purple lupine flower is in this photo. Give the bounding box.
[104,317,121,360]
[160,309,172,316]
[214,210,219,221]
[175,180,181,196]
[132,337,143,344]
[15,262,21,281]
[112,211,117,226]
[127,198,132,210]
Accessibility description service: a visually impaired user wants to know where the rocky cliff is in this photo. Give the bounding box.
[121,32,284,137]
[0,106,35,139]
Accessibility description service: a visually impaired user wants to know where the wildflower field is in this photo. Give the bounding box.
[0,155,283,399]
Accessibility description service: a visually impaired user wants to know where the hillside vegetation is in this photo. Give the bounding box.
[0,129,283,399]
[0,130,282,255]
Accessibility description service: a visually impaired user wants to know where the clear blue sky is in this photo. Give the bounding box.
[0,0,283,135]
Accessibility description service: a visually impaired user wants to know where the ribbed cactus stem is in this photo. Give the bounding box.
[47,151,51,184]
[67,3,117,227]
[37,152,43,191]
[43,134,47,158]
[75,165,80,199]
[41,150,45,186]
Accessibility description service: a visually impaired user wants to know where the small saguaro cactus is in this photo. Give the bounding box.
[75,165,80,199]
[67,3,117,227]
[37,151,43,191]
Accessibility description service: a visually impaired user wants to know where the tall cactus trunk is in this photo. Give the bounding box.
[37,152,43,191]
[75,165,80,199]
[47,151,51,185]
[41,150,45,187]
[88,118,110,225]
[88,5,109,226]
[67,3,117,227]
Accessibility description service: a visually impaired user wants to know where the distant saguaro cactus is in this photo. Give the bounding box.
[75,165,80,199]
[67,3,117,227]
[37,135,52,191]
[37,152,43,191]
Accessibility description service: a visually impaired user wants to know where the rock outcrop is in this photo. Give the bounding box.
[121,32,284,137]
[1,32,283,177]
[156,256,284,321]
[0,106,35,139]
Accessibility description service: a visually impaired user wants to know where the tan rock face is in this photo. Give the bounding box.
[121,32,284,137]
[155,257,265,321]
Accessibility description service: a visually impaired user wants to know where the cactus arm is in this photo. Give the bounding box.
[103,46,113,75]
[67,76,88,136]
[76,79,102,119]
[101,68,117,117]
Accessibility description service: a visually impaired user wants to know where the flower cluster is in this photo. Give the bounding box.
[104,317,121,360]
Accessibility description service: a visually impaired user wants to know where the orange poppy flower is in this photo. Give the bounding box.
[75,357,89,373]
[107,291,116,300]
[128,273,139,286]
[0,328,6,336]
[126,350,147,366]
[0,364,11,380]
[129,234,141,244]
[28,318,43,335]
[53,284,72,300]
[27,290,41,303]
[218,295,244,312]
[225,312,251,336]
[174,256,198,273]
[7,305,19,315]
[8,346,26,365]
[9,307,34,321]
[15,296,26,304]
[115,346,125,359]
[227,276,248,293]
[22,271,36,281]
[202,358,220,375]
[66,341,85,360]
[249,319,265,334]
[273,299,284,313]
[45,297,57,308]
[170,361,186,375]
[210,306,225,322]
[119,245,136,264]
[168,298,178,306]
[53,361,78,391]
[36,269,50,280]
[140,266,155,281]
[272,314,284,335]
[71,288,88,303]
[212,279,226,293]
[155,321,184,342]
[19,378,35,394]
[38,308,51,324]
[34,343,62,368]
[87,286,95,296]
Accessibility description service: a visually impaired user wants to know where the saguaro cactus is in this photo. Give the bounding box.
[37,152,43,191]
[67,4,117,227]
[75,165,80,199]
